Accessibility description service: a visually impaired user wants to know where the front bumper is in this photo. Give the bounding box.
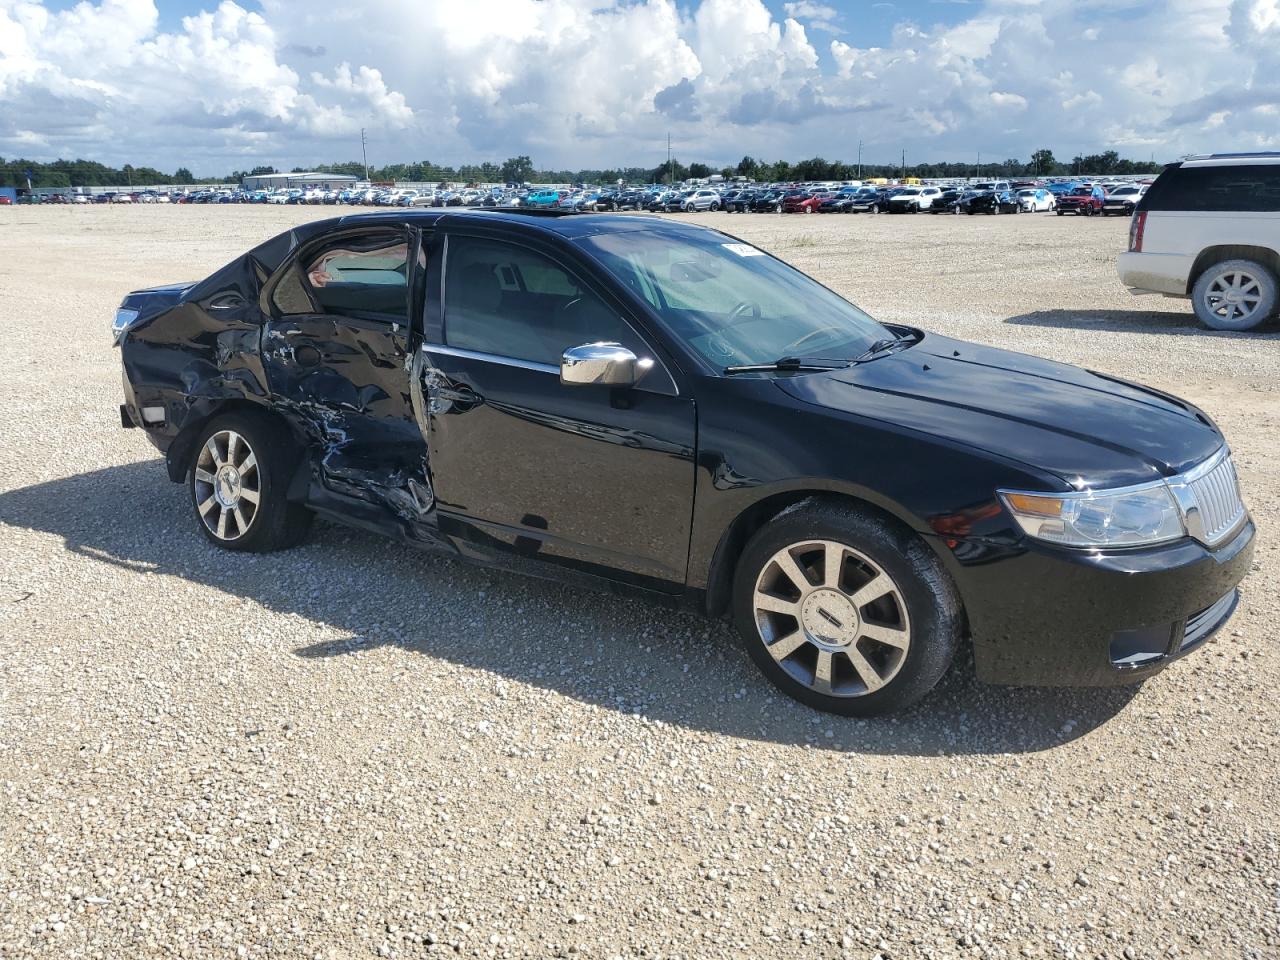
[944,519,1255,687]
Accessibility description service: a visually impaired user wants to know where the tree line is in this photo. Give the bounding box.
[1,149,1162,189]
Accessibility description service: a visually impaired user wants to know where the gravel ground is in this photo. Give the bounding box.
[1,206,1277,960]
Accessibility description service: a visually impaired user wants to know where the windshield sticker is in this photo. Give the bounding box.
[722,243,764,257]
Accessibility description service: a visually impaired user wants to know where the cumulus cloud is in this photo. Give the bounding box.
[1,0,1276,171]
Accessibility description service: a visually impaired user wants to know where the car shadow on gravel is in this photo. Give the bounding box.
[1006,307,1280,337]
[1,460,1140,756]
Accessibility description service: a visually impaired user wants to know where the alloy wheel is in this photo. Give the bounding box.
[193,429,261,541]
[1203,271,1266,326]
[752,539,911,697]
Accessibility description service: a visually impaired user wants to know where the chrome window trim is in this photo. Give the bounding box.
[422,343,558,376]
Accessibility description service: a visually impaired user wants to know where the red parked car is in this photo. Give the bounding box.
[781,191,826,214]
[1056,185,1106,216]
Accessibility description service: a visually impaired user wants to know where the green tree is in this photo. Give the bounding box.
[1030,148,1055,176]
[174,167,193,183]
[501,155,535,183]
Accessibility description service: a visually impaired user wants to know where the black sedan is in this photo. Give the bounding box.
[966,190,1022,214]
[749,190,784,212]
[114,210,1254,716]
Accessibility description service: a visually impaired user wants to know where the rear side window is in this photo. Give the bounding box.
[272,230,414,319]
[1141,164,1280,213]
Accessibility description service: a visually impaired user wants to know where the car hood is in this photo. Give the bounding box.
[775,333,1223,489]
[121,282,196,312]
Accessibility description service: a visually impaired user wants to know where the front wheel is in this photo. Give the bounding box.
[732,503,962,716]
[190,412,313,552]
[1192,259,1278,331]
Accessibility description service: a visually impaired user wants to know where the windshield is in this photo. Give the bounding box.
[578,229,891,370]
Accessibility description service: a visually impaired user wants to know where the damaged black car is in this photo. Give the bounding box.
[115,210,1255,716]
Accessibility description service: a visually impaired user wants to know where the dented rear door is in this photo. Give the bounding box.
[261,224,434,523]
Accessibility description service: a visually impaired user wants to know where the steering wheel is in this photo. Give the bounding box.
[726,301,761,325]
[778,325,846,357]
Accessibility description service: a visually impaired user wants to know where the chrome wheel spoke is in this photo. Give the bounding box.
[822,542,844,589]
[768,630,808,662]
[197,494,218,517]
[860,622,910,650]
[194,468,216,485]
[773,550,812,592]
[845,645,887,693]
[756,593,799,616]
[205,438,225,469]
[240,452,258,476]
[850,573,893,608]
[232,505,249,534]
[216,507,229,539]
[226,431,241,466]
[238,486,260,506]
[814,650,834,694]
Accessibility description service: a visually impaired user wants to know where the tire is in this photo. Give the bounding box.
[710,202,720,212]
[189,411,313,552]
[732,501,962,716]
[1056,210,1064,216]
[1192,258,1279,331]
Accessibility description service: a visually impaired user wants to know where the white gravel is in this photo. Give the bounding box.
[0,206,1277,960]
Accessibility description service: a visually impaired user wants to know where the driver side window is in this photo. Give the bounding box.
[443,236,640,366]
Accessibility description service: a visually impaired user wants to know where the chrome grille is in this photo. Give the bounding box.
[1187,454,1246,545]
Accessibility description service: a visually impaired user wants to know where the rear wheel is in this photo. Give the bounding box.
[1192,259,1278,331]
[732,503,962,716]
[189,412,312,552]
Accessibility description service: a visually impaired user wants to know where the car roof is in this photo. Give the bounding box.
[247,209,723,270]
[1179,152,1280,167]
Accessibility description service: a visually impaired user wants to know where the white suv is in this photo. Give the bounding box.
[1117,153,1280,331]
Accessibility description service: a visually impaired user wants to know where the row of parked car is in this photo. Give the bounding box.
[635,180,1151,217]
[36,178,1153,217]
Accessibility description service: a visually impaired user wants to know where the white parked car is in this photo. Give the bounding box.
[1101,184,1147,217]
[887,186,943,212]
[1117,153,1280,331]
[1016,188,1055,212]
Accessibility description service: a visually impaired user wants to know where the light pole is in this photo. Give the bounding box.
[361,128,370,182]
[857,140,862,179]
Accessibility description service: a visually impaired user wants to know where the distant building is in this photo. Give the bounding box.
[241,172,361,191]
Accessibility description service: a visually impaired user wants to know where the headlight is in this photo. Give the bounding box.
[999,483,1185,548]
[112,307,140,345]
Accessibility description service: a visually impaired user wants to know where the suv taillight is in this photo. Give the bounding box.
[1129,211,1146,252]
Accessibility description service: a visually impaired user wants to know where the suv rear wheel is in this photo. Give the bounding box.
[190,411,313,552]
[732,502,962,716]
[1192,259,1278,331]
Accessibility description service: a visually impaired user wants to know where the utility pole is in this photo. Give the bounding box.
[857,140,862,179]
[901,148,906,180]
[667,132,674,187]
[360,128,370,182]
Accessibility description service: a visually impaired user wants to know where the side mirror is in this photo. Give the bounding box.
[560,342,652,388]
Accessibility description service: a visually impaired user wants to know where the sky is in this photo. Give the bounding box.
[1,0,1278,175]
